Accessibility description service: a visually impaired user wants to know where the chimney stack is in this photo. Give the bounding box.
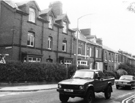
[49,1,63,16]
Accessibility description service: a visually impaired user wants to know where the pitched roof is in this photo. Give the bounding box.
[73,29,101,47]
[16,0,40,11]
[102,45,117,53]
[15,0,30,6]
[3,0,17,8]
[39,8,52,15]
[55,14,70,23]
[86,35,97,39]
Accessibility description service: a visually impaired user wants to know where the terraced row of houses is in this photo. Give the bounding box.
[0,0,135,71]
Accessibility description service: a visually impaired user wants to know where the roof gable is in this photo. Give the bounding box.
[16,0,40,11]
[39,8,56,18]
[55,14,70,24]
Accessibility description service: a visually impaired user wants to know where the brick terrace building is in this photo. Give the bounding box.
[0,0,75,66]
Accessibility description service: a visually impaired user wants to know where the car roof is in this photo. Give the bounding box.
[77,69,101,72]
[121,75,134,77]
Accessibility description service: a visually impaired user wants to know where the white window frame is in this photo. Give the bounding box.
[64,60,72,67]
[48,16,53,29]
[96,48,98,58]
[89,47,92,57]
[78,46,82,55]
[28,57,41,62]
[48,37,52,49]
[29,8,35,23]
[78,60,88,66]
[105,52,107,61]
[62,42,67,52]
[27,32,34,47]
[63,21,67,33]
[87,47,90,56]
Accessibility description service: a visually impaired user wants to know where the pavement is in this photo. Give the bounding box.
[0,84,57,92]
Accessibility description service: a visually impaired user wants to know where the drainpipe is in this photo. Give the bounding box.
[85,42,87,59]
[41,22,44,57]
[11,26,15,60]
[0,1,1,25]
[19,14,23,61]
[70,32,72,57]
[56,27,60,62]
[93,46,96,69]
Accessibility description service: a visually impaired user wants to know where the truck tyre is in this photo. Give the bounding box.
[59,94,69,103]
[84,89,94,103]
[116,85,119,89]
[104,85,112,99]
[129,85,133,90]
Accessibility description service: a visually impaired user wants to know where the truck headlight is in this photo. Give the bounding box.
[79,86,84,90]
[58,84,62,88]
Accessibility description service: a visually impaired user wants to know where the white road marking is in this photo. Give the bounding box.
[115,92,133,99]
[122,94,135,103]
[0,92,25,97]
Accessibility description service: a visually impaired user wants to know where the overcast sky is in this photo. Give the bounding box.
[12,0,135,55]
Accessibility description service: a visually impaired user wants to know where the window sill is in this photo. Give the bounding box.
[48,27,53,30]
[62,32,68,35]
[48,48,52,50]
[27,21,36,25]
[27,45,34,48]
[62,50,66,52]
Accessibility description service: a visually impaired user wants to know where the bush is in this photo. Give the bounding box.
[104,70,119,79]
[117,63,135,76]
[0,61,67,83]
[67,64,76,78]
[116,69,128,77]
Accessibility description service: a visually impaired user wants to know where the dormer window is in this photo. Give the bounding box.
[48,16,53,29]
[63,21,67,33]
[29,8,35,23]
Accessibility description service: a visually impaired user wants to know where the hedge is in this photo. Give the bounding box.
[1,61,128,83]
[0,61,67,83]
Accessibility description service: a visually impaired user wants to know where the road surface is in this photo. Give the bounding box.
[0,86,135,103]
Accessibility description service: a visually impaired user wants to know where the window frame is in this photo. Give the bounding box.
[48,36,53,50]
[89,47,92,57]
[78,45,82,55]
[28,8,36,23]
[62,41,67,52]
[27,32,35,47]
[96,48,98,58]
[48,16,53,29]
[87,47,90,56]
[63,21,67,33]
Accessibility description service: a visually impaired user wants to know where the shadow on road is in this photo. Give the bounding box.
[64,94,112,103]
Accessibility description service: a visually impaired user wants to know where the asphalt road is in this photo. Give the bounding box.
[0,86,135,103]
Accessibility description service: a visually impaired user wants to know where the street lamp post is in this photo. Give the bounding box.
[76,13,95,70]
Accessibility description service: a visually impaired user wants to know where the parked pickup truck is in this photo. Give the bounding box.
[57,69,115,103]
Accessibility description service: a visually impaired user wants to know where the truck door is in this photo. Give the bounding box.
[94,72,103,92]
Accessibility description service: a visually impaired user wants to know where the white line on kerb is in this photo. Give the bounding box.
[122,94,135,103]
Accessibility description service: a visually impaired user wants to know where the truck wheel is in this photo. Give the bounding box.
[116,85,119,89]
[129,85,133,90]
[104,85,112,99]
[84,89,94,103]
[59,94,69,103]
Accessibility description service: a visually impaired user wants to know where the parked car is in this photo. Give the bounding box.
[57,69,115,103]
[115,75,135,89]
